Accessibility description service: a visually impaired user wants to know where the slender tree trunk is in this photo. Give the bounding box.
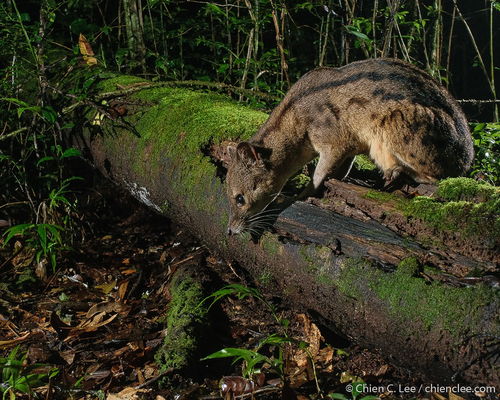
[319,0,332,66]
[270,0,289,89]
[430,0,442,80]
[122,0,146,72]
[239,28,254,99]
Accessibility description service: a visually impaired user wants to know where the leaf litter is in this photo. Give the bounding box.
[0,179,470,399]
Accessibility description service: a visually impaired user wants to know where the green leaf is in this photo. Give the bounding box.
[37,224,48,252]
[41,106,57,123]
[61,148,82,158]
[329,394,349,400]
[3,224,34,244]
[345,27,370,41]
[0,97,29,107]
[198,284,263,310]
[259,334,293,346]
[202,347,261,361]
[59,292,69,302]
[351,382,366,398]
[37,156,55,166]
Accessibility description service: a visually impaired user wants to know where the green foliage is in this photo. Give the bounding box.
[0,346,59,399]
[200,284,311,382]
[0,0,91,277]
[3,223,64,272]
[364,178,499,240]
[469,122,500,184]
[329,383,379,400]
[202,333,298,379]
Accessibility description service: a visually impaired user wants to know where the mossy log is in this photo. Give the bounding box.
[76,75,499,386]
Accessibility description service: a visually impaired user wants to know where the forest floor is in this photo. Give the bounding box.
[1,173,473,400]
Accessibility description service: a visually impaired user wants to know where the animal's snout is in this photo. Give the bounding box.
[227,222,242,236]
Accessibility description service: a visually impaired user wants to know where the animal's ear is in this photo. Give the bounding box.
[236,142,260,163]
[226,144,238,162]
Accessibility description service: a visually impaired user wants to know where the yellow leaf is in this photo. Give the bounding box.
[78,34,94,56]
[96,280,117,295]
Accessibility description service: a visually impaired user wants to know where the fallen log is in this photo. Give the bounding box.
[75,75,499,386]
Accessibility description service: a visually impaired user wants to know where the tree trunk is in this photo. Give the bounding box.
[122,0,146,72]
[75,75,499,386]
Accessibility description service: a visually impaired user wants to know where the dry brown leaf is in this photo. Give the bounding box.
[431,392,447,400]
[86,301,123,318]
[288,313,322,369]
[66,311,118,340]
[59,349,76,365]
[121,268,138,275]
[106,387,151,400]
[78,34,97,65]
[317,346,334,372]
[449,392,466,400]
[285,314,323,388]
[12,241,35,268]
[116,280,129,302]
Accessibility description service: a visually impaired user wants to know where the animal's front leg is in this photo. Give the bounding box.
[298,151,349,199]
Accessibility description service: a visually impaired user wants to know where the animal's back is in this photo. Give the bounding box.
[274,58,474,182]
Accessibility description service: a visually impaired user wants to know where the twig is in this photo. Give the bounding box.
[0,127,29,141]
[135,368,174,389]
[91,80,280,104]
[450,0,496,101]
[0,201,30,209]
[456,99,500,104]
[235,385,281,398]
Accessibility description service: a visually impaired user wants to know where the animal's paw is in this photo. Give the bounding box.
[383,165,404,182]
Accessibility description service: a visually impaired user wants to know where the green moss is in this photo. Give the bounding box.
[260,233,282,255]
[364,190,401,204]
[364,179,499,240]
[258,269,274,286]
[155,272,208,371]
[335,257,369,299]
[353,154,377,171]
[335,258,499,335]
[97,77,268,222]
[298,244,338,286]
[403,195,499,239]
[98,75,148,92]
[396,256,419,276]
[436,177,499,202]
[289,173,311,191]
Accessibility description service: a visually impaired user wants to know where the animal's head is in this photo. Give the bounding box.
[225,142,279,235]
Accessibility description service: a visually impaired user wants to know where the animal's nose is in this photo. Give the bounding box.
[227,227,233,236]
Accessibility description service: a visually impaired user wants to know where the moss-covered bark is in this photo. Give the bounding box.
[78,75,499,386]
[155,265,208,373]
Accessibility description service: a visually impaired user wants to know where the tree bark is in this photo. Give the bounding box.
[75,75,499,386]
[122,0,146,72]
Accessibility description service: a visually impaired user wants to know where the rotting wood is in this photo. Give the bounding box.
[75,75,500,386]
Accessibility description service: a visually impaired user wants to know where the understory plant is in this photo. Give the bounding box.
[0,346,59,399]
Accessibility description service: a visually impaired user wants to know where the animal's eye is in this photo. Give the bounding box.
[235,194,245,207]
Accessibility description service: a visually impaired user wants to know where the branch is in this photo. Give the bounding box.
[0,127,29,141]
